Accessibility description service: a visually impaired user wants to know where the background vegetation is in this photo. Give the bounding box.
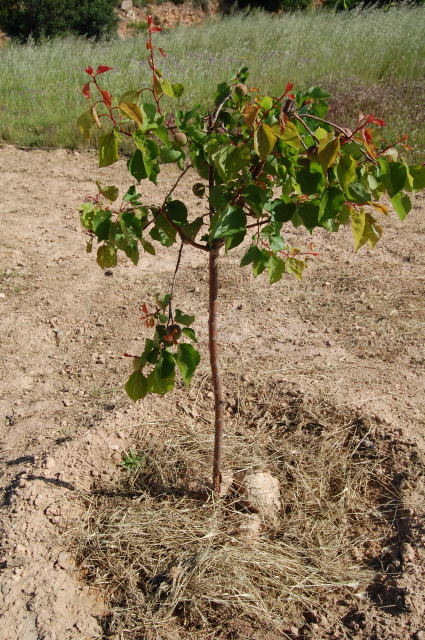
[0,0,118,42]
[0,7,424,159]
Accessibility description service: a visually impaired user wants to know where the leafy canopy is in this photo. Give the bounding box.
[78,18,424,399]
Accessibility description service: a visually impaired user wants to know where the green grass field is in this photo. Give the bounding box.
[1,6,424,158]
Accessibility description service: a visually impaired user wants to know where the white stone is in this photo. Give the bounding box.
[121,0,133,10]
[234,471,281,518]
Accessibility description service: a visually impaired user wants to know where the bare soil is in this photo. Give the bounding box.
[0,144,424,639]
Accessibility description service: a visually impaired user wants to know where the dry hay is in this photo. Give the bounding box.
[70,379,407,639]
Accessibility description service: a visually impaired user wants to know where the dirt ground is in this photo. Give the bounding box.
[0,144,424,639]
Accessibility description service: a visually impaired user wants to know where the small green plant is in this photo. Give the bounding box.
[120,448,145,471]
[78,16,425,493]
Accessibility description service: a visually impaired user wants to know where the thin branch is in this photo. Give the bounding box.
[298,112,348,136]
[209,93,232,131]
[163,164,193,202]
[246,217,270,230]
[168,242,184,323]
[293,112,319,144]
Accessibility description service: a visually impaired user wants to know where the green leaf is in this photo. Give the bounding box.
[133,130,155,180]
[92,209,112,241]
[181,216,204,241]
[306,86,330,99]
[209,185,231,212]
[319,187,345,222]
[123,185,142,204]
[160,146,183,163]
[148,351,175,395]
[119,102,144,127]
[390,192,411,220]
[97,245,117,268]
[225,144,251,177]
[174,343,200,386]
[141,238,156,255]
[125,371,148,401]
[256,124,278,161]
[182,327,197,343]
[261,223,285,251]
[407,165,425,192]
[351,209,365,251]
[296,166,323,195]
[337,153,357,191]
[80,202,95,230]
[77,111,93,141]
[271,201,296,223]
[297,201,320,231]
[172,83,184,98]
[127,149,147,182]
[211,206,246,239]
[348,181,371,204]
[275,121,301,150]
[96,181,119,203]
[240,244,262,267]
[363,212,382,249]
[175,309,195,326]
[99,131,119,168]
[158,77,175,98]
[119,89,142,104]
[165,200,188,226]
[317,133,340,173]
[244,184,269,216]
[286,257,305,279]
[252,250,270,277]
[150,213,177,247]
[268,255,285,284]
[378,159,407,197]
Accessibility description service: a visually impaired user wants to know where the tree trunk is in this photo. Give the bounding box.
[209,241,224,494]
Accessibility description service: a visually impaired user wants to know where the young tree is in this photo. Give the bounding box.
[78,17,425,493]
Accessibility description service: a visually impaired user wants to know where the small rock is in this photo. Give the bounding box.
[6,555,29,568]
[43,456,56,470]
[63,399,71,407]
[120,0,132,9]
[414,632,425,640]
[1,583,10,596]
[96,354,105,365]
[55,551,72,570]
[234,471,281,518]
[126,8,136,19]
[231,513,261,541]
[0,292,6,300]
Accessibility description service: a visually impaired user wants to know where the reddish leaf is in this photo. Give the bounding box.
[372,117,386,127]
[141,303,149,314]
[363,128,373,145]
[285,81,294,94]
[82,83,91,99]
[158,47,167,57]
[150,26,162,32]
[287,93,295,100]
[148,14,153,26]
[96,65,112,75]
[146,40,152,50]
[84,66,94,76]
[101,90,112,107]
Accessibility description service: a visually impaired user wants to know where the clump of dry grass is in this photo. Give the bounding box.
[71,379,401,638]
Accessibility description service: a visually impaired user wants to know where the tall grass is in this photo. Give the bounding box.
[0,6,424,154]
